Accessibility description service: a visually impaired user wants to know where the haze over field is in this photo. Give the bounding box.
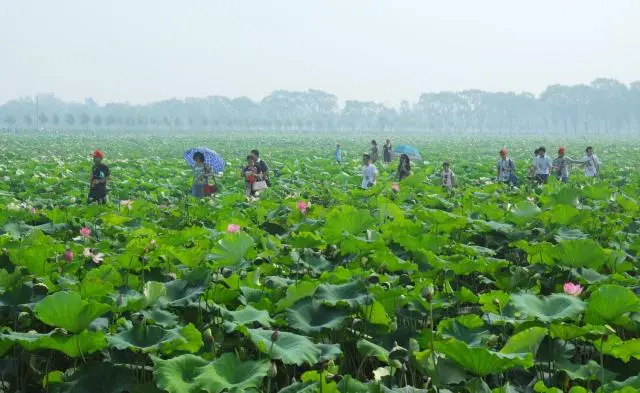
[1,0,640,106]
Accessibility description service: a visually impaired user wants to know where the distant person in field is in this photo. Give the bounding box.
[496,148,517,186]
[383,139,392,164]
[251,149,270,186]
[334,144,343,164]
[397,153,412,180]
[581,146,601,178]
[552,147,582,183]
[87,150,110,204]
[370,140,379,163]
[361,154,378,189]
[527,148,539,182]
[191,152,212,198]
[533,147,552,184]
[242,155,260,197]
[441,161,456,188]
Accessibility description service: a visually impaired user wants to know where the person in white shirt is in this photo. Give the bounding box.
[496,148,517,186]
[441,161,456,188]
[361,154,378,189]
[581,146,601,178]
[533,147,552,184]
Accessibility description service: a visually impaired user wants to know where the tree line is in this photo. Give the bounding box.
[1,78,639,134]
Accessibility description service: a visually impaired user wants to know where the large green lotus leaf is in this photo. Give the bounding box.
[108,323,202,354]
[500,327,547,356]
[241,328,322,365]
[313,281,371,308]
[549,323,607,340]
[512,240,555,265]
[361,300,391,326]
[599,335,640,362]
[556,360,617,382]
[546,205,582,226]
[0,330,107,357]
[210,232,256,267]
[322,205,375,244]
[507,201,541,225]
[438,314,490,347]
[288,232,326,249]
[511,293,585,323]
[479,290,511,314]
[220,305,274,330]
[141,308,179,328]
[600,376,640,393]
[551,239,607,269]
[551,187,580,206]
[434,339,531,377]
[585,285,640,325]
[316,343,342,362]
[415,208,468,233]
[287,297,349,334]
[8,230,63,275]
[49,361,138,393]
[278,381,319,393]
[356,338,389,363]
[152,354,210,393]
[167,246,209,268]
[160,279,206,308]
[195,352,268,393]
[34,291,111,333]
[291,249,331,273]
[117,281,167,311]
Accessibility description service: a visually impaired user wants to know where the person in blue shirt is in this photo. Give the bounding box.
[334,144,343,164]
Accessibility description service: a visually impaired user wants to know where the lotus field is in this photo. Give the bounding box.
[1,132,640,393]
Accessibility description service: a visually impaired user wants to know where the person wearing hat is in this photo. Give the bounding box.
[88,150,110,204]
[552,147,582,183]
[496,148,517,186]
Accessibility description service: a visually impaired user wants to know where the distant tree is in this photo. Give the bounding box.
[65,113,75,127]
[24,114,33,127]
[93,114,103,127]
[38,113,48,126]
[4,115,16,127]
[52,113,60,127]
[105,114,116,127]
[79,113,90,127]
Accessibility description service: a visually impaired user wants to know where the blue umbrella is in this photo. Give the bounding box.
[183,147,226,173]
[392,144,421,159]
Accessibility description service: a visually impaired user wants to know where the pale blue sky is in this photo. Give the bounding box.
[1,0,639,106]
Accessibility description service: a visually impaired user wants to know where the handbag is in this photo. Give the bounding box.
[203,184,217,196]
[252,180,268,192]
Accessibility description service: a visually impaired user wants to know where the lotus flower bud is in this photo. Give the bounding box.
[203,328,214,341]
[271,330,280,342]
[64,249,74,262]
[492,298,501,307]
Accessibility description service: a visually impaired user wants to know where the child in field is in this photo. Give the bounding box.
[496,148,517,186]
[361,154,378,189]
[581,146,601,178]
[242,155,260,198]
[441,161,456,188]
[191,152,212,198]
[334,144,343,164]
[383,139,392,164]
[552,147,582,183]
[87,150,110,204]
[370,140,379,163]
[527,148,539,182]
[397,154,412,180]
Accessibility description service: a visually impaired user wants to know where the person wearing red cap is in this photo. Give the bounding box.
[496,148,517,186]
[552,147,581,183]
[87,150,110,204]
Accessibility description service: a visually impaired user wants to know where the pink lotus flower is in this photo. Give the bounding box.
[79,227,91,238]
[64,249,74,262]
[121,200,133,210]
[563,282,583,296]
[227,224,241,233]
[391,184,400,192]
[296,201,309,215]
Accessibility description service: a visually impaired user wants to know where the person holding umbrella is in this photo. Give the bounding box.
[87,149,110,204]
[183,147,225,198]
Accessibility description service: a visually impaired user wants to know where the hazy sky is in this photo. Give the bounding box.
[2,0,639,106]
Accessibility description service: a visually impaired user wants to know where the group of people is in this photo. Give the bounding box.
[85,143,602,204]
[496,145,601,187]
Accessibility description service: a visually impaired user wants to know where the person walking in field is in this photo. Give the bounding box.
[397,154,412,180]
[496,148,517,186]
[190,151,212,198]
[527,148,539,182]
[251,149,270,186]
[441,161,456,189]
[370,140,379,163]
[552,147,582,183]
[383,139,392,164]
[533,147,552,184]
[334,144,343,164]
[581,146,601,178]
[361,154,378,189]
[87,150,110,204]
